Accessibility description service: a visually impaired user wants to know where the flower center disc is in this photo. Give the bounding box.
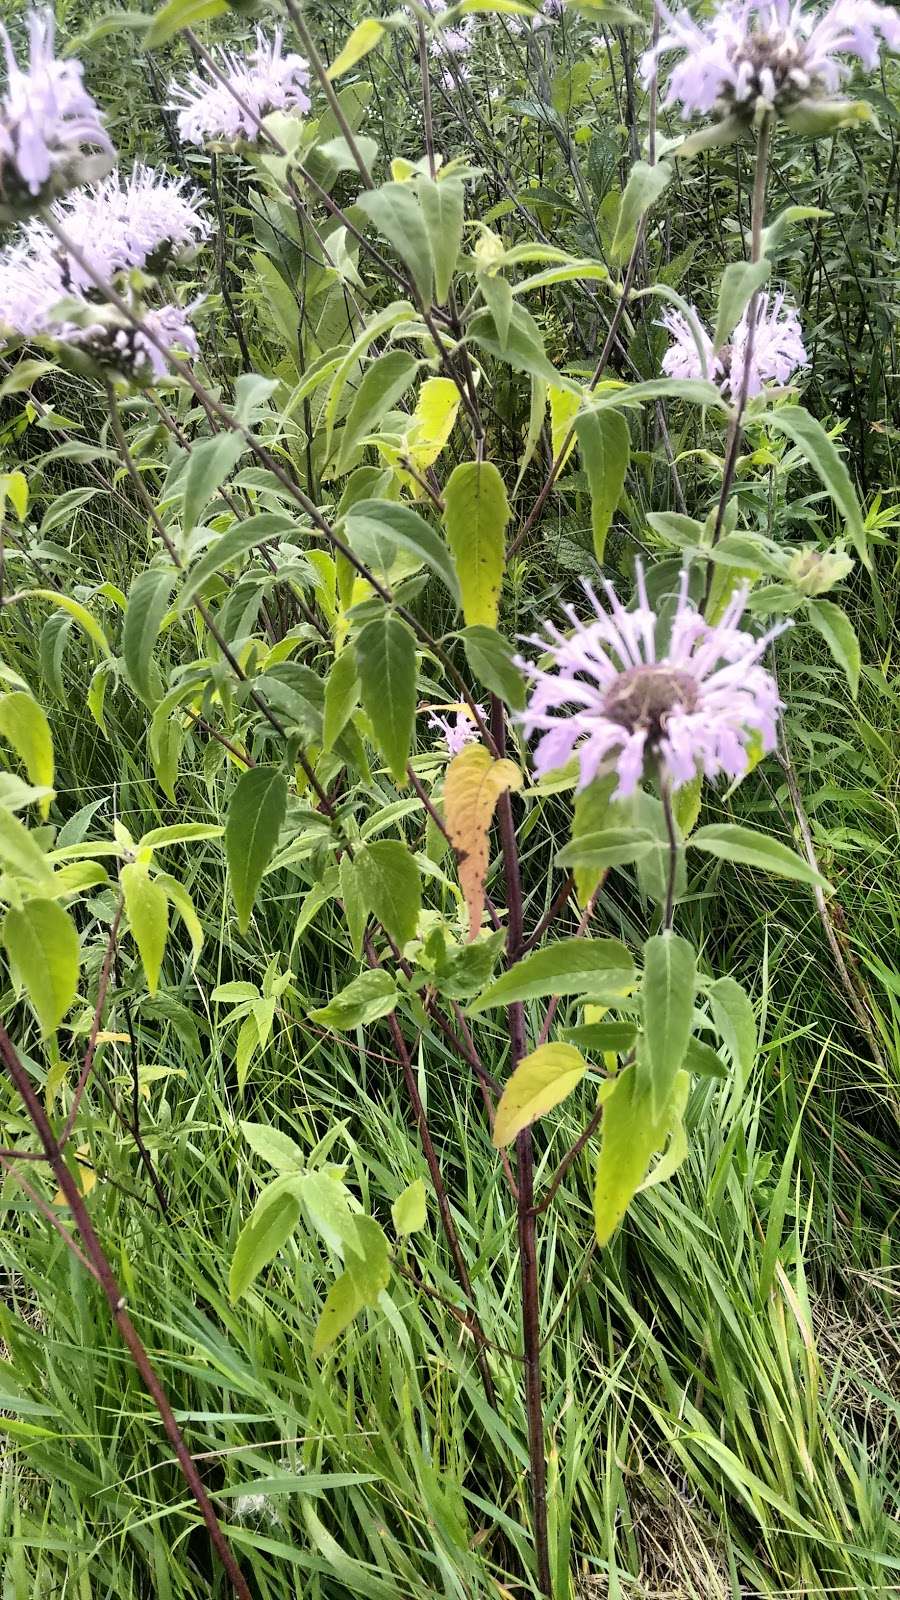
[601,664,698,736]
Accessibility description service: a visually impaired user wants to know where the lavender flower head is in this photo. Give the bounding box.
[519,569,784,798]
[643,0,900,122]
[428,705,484,757]
[0,9,112,206]
[170,27,310,146]
[50,167,209,287]
[660,291,807,398]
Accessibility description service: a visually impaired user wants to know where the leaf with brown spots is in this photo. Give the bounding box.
[444,744,522,939]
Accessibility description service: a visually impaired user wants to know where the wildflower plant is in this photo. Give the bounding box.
[0,4,890,1600]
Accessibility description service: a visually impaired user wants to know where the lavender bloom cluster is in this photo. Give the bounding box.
[0,9,111,206]
[519,569,784,798]
[660,290,808,398]
[0,166,208,382]
[170,27,310,145]
[428,706,486,756]
[643,0,900,122]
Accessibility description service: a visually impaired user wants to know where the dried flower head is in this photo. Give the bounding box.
[643,0,900,122]
[170,26,310,146]
[519,569,785,798]
[659,291,807,398]
[0,9,112,208]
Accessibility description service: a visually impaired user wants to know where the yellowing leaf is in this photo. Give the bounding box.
[443,461,510,628]
[593,1063,669,1245]
[53,1146,96,1205]
[326,18,385,79]
[444,743,522,938]
[0,692,54,818]
[493,1042,589,1147]
[549,384,580,473]
[406,377,461,471]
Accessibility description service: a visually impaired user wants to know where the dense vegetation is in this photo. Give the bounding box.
[0,0,898,1596]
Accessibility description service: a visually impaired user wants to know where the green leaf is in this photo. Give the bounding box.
[639,932,696,1117]
[764,406,868,569]
[443,461,509,629]
[562,1021,637,1052]
[0,693,53,817]
[392,1178,427,1235]
[593,1063,669,1245]
[181,433,245,532]
[684,1036,728,1079]
[493,1042,589,1146]
[419,176,465,303]
[339,856,368,959]
[354,841,422,949]
[468,302,570,387]
[229,1185,301,1302]
[0,807,56,891]
[805,598,861,697]
[323,648,360,754]
[181,512,298,609]
[690,823,831,891]
[122,568,177,706]
[611,161,672,264]
[556,827,655,871]
[708,975,756,1100]
[357,183,434,306]
[633,790,686,908]
[309,968,398,1030]
[469,937,634,1013]
[713,260,770,352]
[356,613,417,783]
[759,205,830,256]
[2,900,79,1036]
[145,0,226,46]
[139,823,223,851]
[574,409,630,563]
[567,774,618,905]
[154,872,204,964]
[225,767,289,933]
[240,1121,305,1173]
[344,1214,390,1299]
[313,1268,366,1354]
[461,625,526,709]
[13,590,110,657]
[121,862,168,997]
[326,17,386,78]
[336,351,420,472]
[346,500,460,604]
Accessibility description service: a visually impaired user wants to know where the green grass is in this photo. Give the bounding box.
[0,599,898,1597]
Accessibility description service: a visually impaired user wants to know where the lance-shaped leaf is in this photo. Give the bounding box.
[765,405,868,569]
[225,766,288,933]
[122,568,177,706]
[690,823,831,890]
[121,861,168,997]
[2,898,79,1036]
[0,693,53,818]
[354,840,422,949]
[229,1181,301,1302]
[443,461,510,629]
[574,409,630,564]
[419,175,465,303]
[444,743,522,938]
[356,612,417,783]
[611,161,672,264]
[309,968,398,1030]
[493,1042,589,1146]
[357,182,434,306]
[326,17,386,79]
[639,931,696,1118]
[469,936,634,1013]
[593,1063,670,1244]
